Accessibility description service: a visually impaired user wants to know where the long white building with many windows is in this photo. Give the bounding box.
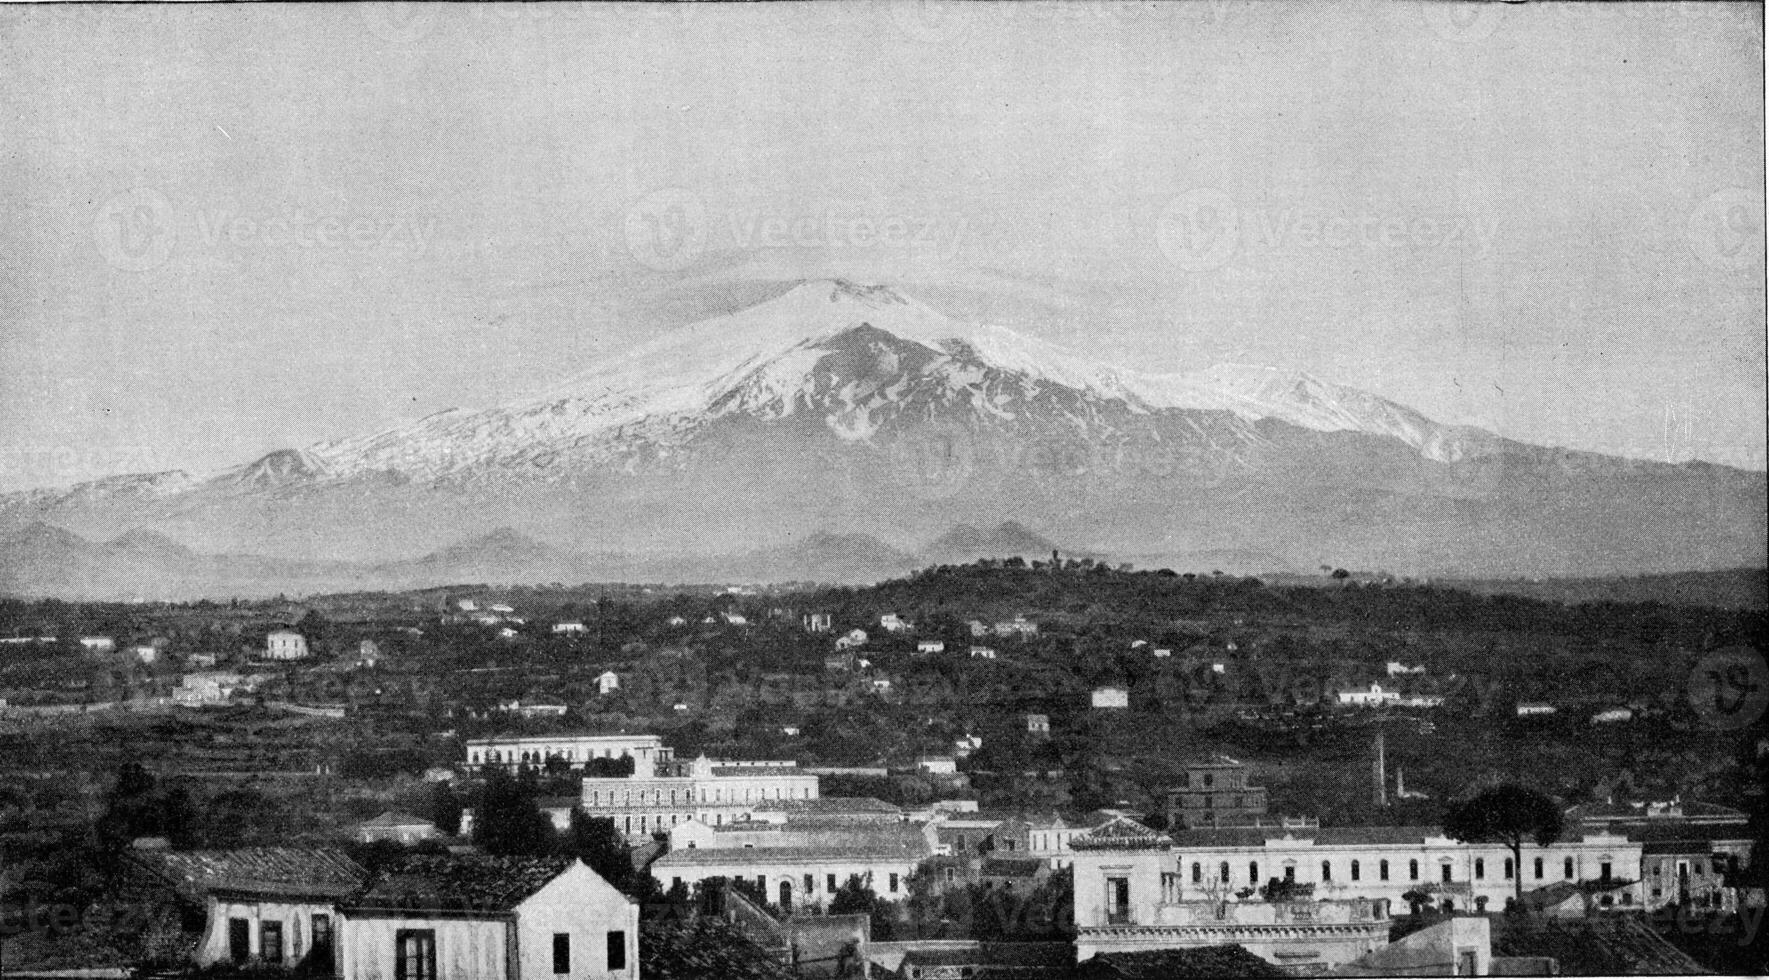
[464,733,673,772]
[580,754,820,840]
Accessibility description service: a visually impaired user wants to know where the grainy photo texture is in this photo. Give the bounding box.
[0,2,1764,978]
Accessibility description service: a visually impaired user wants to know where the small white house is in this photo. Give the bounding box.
[596,671,620,696]
[1211,662,1227,675]
[919,755,958,775]
[1152,648,1172,659]
[916,640,946,655]
[80,636,116,652]
[1091,687,1129,709]
[1517,702,1557,717]
[1387,661,1427,677]
[357,812,440,845]
[489,603,515,614]
[133,846,366,971]
[455,599,478,612]
[337,857,637,980]
[1591,707,1634,724]
[802,613,832,633]
[720,611,749,626]
[881,613,913,633]
[968,646,997,660]
[553,622,588,635]
[264,631,309,661]
[667,615,688,627]
[1026,713,1050,735]
[835,629,869,650]
[130,644,160,664]
[1338,682,1402,708]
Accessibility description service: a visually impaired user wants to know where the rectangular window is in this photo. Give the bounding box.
[311,913,333,968]
[828,873,838,892]
[1161,872,1179,903]
[1601,861,1613,880]
[1535,857,1544,879]
[1564,858,1574,880]
[1475,858,1485,880]
[553,933,571,974]
[804,874,814,892]
[260,921,283,964]
[889,873,900,893]
[395,930,438,980]
[228,919,250,963]
[1379,860,1389,881]
[1322,861,1332,882]
[1105,876,1131,924]
[1285,865,1296,882]
[607,930,627,971]
[1441,864,1453,883]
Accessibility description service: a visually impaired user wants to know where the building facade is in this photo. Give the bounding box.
[264,630,309,660]
[1069,816,1391,971]
[465,733,672,772]
[579,754,820,840]
[337,857,637,980]
[651,818,933,912]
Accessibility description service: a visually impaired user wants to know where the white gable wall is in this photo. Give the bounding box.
[515,862,639,979]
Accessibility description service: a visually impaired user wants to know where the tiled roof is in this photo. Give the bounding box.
[640,919,792,980]
[752,796,901,815]
[652,845,924,867]
[1072,816,1171,851]
[360,811,435,828]
[1489,915,1707,976]
[344,855,571,912]
[1076,944,1287,978]
[711,766,805,777]
[980,858,1046,878]
[133,847,366,900]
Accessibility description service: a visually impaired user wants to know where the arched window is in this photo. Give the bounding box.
[1220,862,1230,883]
[1409,860,1419,881]
[1321,861,1332,881]
[1379,859,1390,881]
[1350,860,1361,882]
[1191,862,1202,883]
[1475,858,1486,880]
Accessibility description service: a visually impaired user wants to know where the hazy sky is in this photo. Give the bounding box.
[1,1,1762,492]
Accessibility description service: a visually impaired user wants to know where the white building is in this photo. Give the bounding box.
[553,621,588,635]
[918,756,958,775]
[1591,707,1635,724]
[652,818,932,913]
[1338,682,1402,708]
[579,754,820,841]
[835,629,869,650]
[131,846,365,971]
[596,670,620,696]
[80,636,115,652]
[357,811,440,845]
[1152,648,1172,659]
[802,613,832,633]
[916,640,946,654]
[968,646,997,660]
[175,671,246,705]
[721,611,749,626]
[1517,701,1557,716]
[1026,713,1050,735]
[1387,661,1427,676]
[880,613,913,633]
[337,856,637,980]
[1091,687,1129,709]
[466,733,672,772]
[130,644,160,664]
[264,630,309,661]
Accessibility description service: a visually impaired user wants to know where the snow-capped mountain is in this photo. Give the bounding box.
[258,279,1490,483]
[1,279,1763,586]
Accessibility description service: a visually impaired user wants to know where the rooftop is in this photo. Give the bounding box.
[751,796,901,816]
[132,846,366,900]
[344,855,572,912]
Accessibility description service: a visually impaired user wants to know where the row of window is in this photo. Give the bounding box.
[587,785,811,806]
[471,746,652,764]
[226,914,331,967]
[1180,855,1607,886]
[668,872,903,909]
[393,929,624,980]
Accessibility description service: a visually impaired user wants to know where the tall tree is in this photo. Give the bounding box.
[472,768,556,856]
[1442,784,1564,913]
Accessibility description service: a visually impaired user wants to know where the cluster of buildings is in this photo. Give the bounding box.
[127,846,639,978]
